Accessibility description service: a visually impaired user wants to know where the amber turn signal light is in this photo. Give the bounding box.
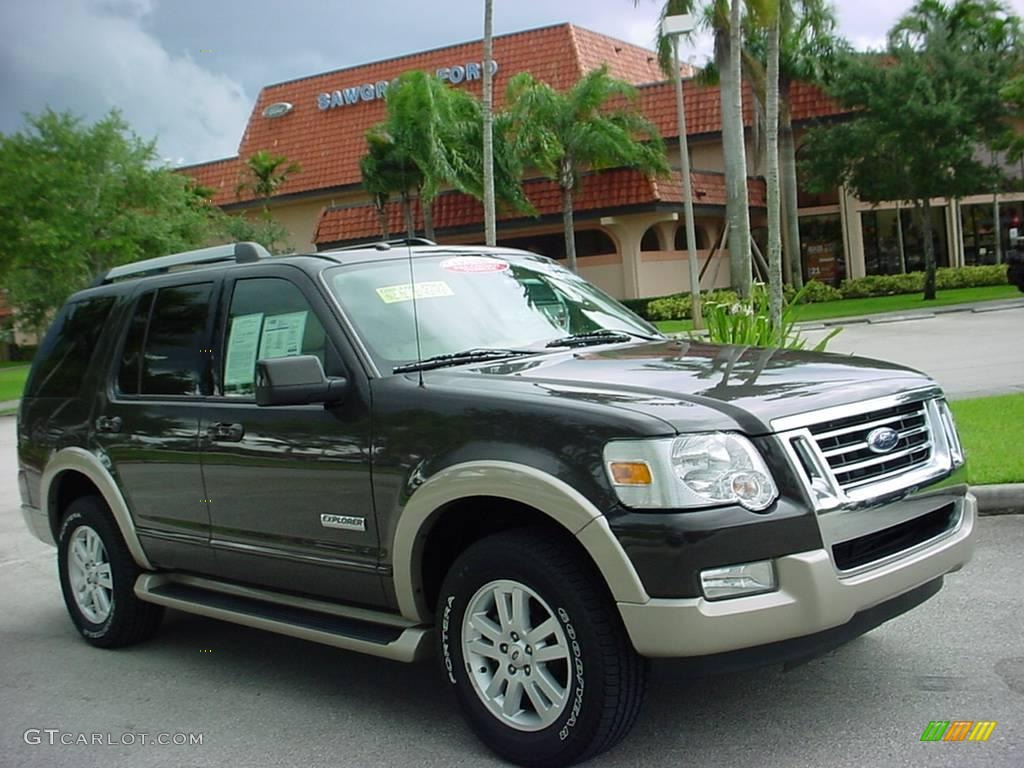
[608,462,653,485]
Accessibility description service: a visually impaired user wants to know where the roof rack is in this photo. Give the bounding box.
[329,237,437,252]
[96,242,272,285]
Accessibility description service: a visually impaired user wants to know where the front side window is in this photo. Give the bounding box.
[325,252,655,372]
[27,296,115,398]
[117,283,212,397]
[222,277,331,397]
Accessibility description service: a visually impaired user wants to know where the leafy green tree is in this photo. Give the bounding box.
[506,65,669,273]
[236,149,301,215]
[803,0,1021,300]
[998,74,1024,162]
[0,109,217,331]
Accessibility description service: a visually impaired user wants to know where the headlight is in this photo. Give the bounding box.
[604,433,778,511]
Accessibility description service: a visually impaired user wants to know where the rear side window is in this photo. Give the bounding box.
[26,296,115,398]
[117,283,213,397]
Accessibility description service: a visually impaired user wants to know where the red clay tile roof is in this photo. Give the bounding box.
[179,21,838,211]
[177,156,240,204]
[788,80,845,122]
[314,169,766,246]
[181,24,674,207]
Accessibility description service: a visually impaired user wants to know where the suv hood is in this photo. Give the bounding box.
[457,340,937,435]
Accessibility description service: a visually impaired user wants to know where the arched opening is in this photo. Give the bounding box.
[640,225,661,251]
[674,224,708,251]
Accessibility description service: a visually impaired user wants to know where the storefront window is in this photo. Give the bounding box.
[961,203,996,265]
[799,214,845,286]
[962,201,1024,264]
[861,207,948,275]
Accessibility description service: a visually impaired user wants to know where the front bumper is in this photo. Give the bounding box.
[618,491,976,658]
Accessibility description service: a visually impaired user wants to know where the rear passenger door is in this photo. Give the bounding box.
[94,277,218,574]
[200,267,384,607]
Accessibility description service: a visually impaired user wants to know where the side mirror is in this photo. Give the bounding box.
[254,355,348,407]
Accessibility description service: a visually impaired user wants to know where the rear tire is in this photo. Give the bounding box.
[437,527,647,767]
[57,495,163,648]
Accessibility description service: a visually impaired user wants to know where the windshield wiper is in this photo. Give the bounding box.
[544,329,662,348]
[394,348,534,374]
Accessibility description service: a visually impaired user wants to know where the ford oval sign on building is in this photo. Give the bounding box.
[262,102,294,119]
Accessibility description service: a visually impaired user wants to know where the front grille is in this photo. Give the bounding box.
[808,401,932,491]
[832,503,958,570]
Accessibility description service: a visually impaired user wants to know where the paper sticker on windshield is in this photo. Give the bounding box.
[376,281,454,304]
[440,256,509,273]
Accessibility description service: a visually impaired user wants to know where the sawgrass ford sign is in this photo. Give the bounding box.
[317,60,499,110]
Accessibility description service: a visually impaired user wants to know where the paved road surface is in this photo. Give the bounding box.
[803,306,1024,400]
[0,418,1021,768]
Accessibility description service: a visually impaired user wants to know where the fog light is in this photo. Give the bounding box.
[700,560,777,600]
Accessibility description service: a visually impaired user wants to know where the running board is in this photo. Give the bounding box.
[135,573,431,662]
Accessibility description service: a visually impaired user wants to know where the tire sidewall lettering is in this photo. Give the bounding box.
[557,606,585,742]
[441,594,457,684]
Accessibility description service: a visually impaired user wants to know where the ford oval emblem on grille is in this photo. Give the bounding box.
[866,427,900,454]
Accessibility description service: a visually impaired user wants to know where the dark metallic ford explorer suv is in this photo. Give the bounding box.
[17,241,975,767]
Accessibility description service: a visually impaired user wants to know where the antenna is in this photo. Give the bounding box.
[405,240,425,387]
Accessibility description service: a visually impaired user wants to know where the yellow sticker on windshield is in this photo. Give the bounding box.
[376,281,454,304]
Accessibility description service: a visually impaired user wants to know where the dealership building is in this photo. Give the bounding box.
[181,23,1024,300]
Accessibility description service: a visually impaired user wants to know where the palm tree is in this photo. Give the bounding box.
[482,0,497,245]
[766,7,783,329]
[236,150,301,216]
[645,0,754,296]
[754,0,843,288]
[506,66,669,273]
[359,127,423,239]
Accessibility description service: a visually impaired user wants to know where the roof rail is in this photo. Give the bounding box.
[97,242,272,285]
[330,237,437,252]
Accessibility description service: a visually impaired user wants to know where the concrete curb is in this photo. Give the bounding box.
[972,484,1024,516]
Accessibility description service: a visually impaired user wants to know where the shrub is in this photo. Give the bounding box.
[646,289,739,321]
[840,265,1008,298]
[785,279,843,304]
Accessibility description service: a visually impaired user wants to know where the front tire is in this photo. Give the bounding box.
[57,495,163,648]
[437,527,647,767]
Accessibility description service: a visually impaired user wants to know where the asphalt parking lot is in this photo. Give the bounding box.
[802,306,1024,400]
[0,414,1021,768]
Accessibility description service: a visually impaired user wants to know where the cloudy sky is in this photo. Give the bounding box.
[1,0,1022,166]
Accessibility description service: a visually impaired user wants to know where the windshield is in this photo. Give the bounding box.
[324,251,658,373]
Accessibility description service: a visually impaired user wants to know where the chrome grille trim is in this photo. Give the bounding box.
[832,442,932,476]
[773,389,957,512]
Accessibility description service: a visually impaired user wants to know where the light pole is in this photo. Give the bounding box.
[661,14,703,329]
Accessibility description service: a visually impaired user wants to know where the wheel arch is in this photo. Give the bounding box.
[393,460,649,623]
[42,447,154,571]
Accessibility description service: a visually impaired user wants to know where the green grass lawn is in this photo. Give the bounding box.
[653,284,1020,334]
[950,393,1024,485]
[0,365,29,402]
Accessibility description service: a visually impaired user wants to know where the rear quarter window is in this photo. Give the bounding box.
[25,296,116,399]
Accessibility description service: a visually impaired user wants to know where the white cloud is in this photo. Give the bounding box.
[0,0,251,164]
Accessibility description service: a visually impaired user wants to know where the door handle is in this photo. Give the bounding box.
[95,415,122,433]
[207,422,244,442]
